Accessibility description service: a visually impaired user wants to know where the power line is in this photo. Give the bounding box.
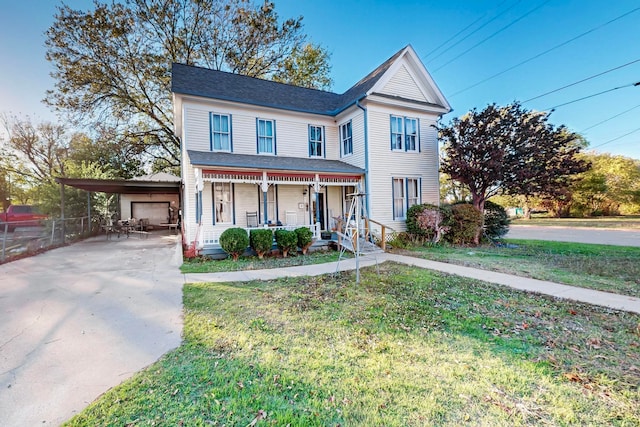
[544,81,640,111]
[579,103,640,133]
[590,127,640,149]
[433,0,551,72]
[426,0,518,63]
[523,58,640,103]
[449,6,640,97]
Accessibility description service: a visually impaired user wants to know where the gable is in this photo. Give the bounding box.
[379,64,429,103]
[368,45,450,112]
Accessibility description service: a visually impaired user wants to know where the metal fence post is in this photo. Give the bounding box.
[1,223,7,261]
[51,220,56,245]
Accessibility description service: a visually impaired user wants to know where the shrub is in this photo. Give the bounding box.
[295,227,314,254]
[483,201,510,241]
[445,203,483,245]
[274,229,298,257]
[387,231,414,249]
[249,228,273,259]
[407,203,450,243]
[219,227,249,261]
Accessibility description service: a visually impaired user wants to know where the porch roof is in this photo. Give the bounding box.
[187,150,364,175]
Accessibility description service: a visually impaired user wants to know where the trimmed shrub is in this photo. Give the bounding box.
[295,227,314,255]
[219,227,249,261]
[483,201,510,241]
[407,203,450,243]
[445,203,483,245]
[249,228,273,259]
[274,229,298,257]
[220,227,249,261]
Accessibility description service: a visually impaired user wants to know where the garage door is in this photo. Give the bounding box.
[131,202,170,226]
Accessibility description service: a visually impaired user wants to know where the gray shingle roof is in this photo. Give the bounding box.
[171,47,407,116]
[188,150,364,174]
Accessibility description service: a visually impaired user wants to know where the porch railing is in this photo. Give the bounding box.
[364,218,396,251]
[199,222,321,247]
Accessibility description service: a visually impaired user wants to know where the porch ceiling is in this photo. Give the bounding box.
[187,150,365,175]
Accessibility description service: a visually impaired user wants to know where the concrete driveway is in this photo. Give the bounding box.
[506,225,640,247]
[0,232,184,426]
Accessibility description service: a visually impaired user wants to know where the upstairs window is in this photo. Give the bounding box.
[390,115,419,152]
[210,113,231,151]
[309,125,324,157]
[405,118,418,151]
[340,121,353,156]
[391,116,403,150]
[257,119,275,154]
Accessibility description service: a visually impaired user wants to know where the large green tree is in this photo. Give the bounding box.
[440,102,589,243]
[45,0,332,170]
[571,152,640,216]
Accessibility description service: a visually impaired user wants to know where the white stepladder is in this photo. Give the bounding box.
[335,184,381,283]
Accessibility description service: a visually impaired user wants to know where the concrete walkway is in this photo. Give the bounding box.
[184,252,640,315]
[0,233,184,427]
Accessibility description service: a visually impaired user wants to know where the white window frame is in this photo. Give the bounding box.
[211,113,231,152]
[257,118,275,154]
[393,177,421,220]
[309,125,324,157]
[407,178,420,208]
[393,178,406,220]
[405,118,418,152]
[390,115,419,152]
[391,115,403,150]
[340,121,353,157]
[213,182,233,224]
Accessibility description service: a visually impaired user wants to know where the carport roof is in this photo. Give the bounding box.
[55,177,181,194]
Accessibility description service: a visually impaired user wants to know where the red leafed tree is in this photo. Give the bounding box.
[440,102,589,244]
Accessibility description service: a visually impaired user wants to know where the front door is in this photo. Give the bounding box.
[312,192,325,230]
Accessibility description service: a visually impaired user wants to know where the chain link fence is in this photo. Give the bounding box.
[0,217,94,262]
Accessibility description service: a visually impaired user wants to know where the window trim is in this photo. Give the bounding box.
[390,115,403,151]
[392,177,421,221]
[209,112,232,152]
[256,118,276,155]
[213,182,234,225]
[389,115,420,152]
[308,125,325,158]
[405,117,419,152]
[340,120,353,157]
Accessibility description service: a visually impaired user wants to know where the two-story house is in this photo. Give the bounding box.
[172,45,450,251]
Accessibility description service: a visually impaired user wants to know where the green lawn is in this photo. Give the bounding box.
[511,215,640,229]
[401,239,640,298]
[65,264,639,426]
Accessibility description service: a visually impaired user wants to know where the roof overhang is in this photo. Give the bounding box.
[187,150,365,175]
[55,177,181,194]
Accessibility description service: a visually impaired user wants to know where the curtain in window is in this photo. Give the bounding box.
[393,178,405,219]
[214,182,232,223]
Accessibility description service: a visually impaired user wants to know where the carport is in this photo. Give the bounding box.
[55,173,182,236]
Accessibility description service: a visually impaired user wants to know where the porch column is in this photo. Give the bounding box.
[314,174,321,236]
[261,171,269,225]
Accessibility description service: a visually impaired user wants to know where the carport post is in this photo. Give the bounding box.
[87,191,91,236]
[59,181,65,244]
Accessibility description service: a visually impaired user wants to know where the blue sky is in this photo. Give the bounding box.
[1,0,639,159]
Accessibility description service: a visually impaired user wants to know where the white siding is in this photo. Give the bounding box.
[181,98,340,160]
[380,64,428,103]
[234,183,260,227]
[277,185,308,226]
[366,105,440,231]
[336,108,366,169]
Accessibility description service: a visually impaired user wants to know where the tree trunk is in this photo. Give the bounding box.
[472,196,485,246]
